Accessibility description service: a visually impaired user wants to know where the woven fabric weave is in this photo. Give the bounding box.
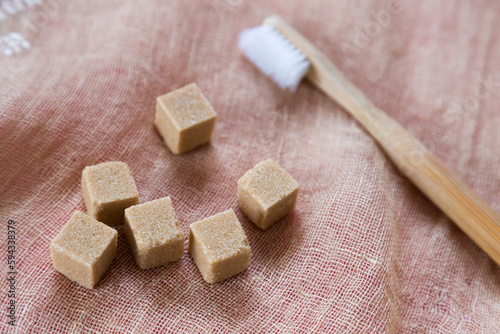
[1,0,500,333]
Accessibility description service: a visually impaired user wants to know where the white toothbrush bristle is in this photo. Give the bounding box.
[238,25,310,91]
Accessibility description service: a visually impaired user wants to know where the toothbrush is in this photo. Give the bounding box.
[238,15,500,265]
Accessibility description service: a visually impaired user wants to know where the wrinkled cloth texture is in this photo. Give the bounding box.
[1,0,500,333]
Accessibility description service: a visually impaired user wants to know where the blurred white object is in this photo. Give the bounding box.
[238,25,310,91]
[0,32,31,57]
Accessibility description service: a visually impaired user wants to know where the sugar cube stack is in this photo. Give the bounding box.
[124,197,185,269]
[82,161,139,226]
[155,83,217,154]
[188,209,251,283]
[50,211,117,289]
[238,159,299,230]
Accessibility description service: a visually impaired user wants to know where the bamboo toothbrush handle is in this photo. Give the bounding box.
[265,15,500,265]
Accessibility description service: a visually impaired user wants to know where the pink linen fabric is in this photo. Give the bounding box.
[1,0,500,333]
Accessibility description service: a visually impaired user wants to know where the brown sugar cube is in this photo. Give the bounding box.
[154,83,217,154]
[50,211,117,289]
[124,197,185,269]
[238,159,299,230]
[82,161,139,226]
[188,209,251,283]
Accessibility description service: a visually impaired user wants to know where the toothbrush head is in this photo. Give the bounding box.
[238,24,310,91]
